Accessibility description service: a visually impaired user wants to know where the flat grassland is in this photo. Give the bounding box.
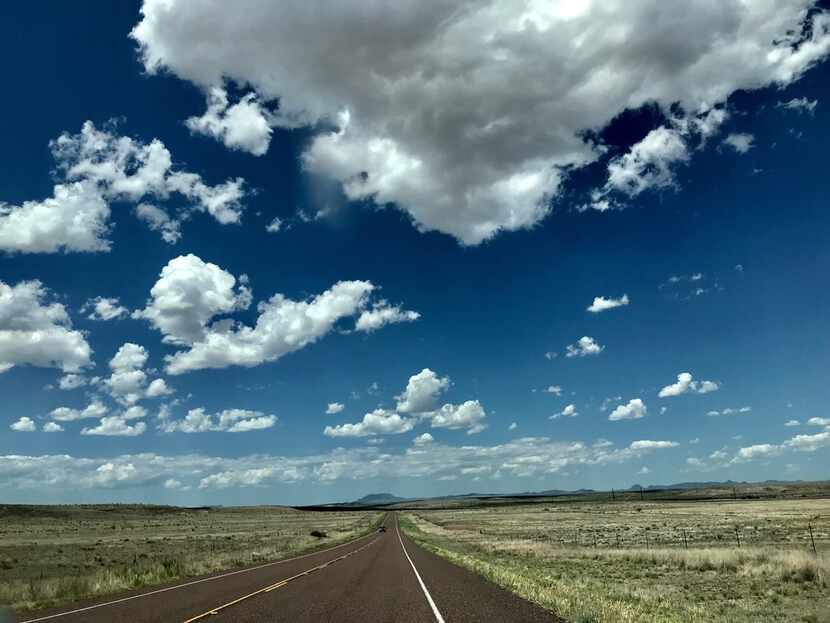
[401,496,830,623]
[0,504,381,612]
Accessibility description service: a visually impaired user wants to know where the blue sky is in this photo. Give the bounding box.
[1,1,829,505]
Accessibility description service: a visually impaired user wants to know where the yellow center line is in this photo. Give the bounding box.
[181,535,381,623]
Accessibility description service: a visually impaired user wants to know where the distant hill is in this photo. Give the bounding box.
[352,493,408,506]
[294,479,825,511]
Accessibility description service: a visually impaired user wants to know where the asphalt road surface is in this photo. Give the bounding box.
[19,513,558,623]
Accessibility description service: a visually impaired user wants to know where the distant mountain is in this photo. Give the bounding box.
[352,493,407,506]
[335,480,814,508]
[627,481,739,491]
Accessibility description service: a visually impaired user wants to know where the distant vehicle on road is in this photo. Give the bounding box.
[378,526,386,533]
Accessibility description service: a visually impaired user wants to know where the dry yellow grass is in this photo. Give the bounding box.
[401,498,830,623]
[0,505,382,612]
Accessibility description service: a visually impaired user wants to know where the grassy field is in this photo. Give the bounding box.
[0,504,381,613]
[400,497,829,623]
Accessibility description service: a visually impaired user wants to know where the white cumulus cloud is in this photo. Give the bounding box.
[145,378,173,398]
[707,406,752,416]
[135,255,406,375]
[587,294,629,313]
[186,87,273,156]
[324,408,415,438]
[134,204,182,244]
[629,440,677,450]
[10,417,37,432]
[413,432,434,446]
[355,302,420,333]
[265,217,283,233]
[131,1,830,245]
[550,404,578,419]
[160,408,277,433]
[133,254,252,346]
[565,336,603,358]
[0,280,92,374]
[777,97,818,114]
[722,132,755,154]
[58,374,88,390]
[396,368,450,414]
[0,122,248,253]
[325,402,344,415]
[50,401,109,422]
[429,400,487,434]
[82,296,128,321]
[658,372,719,397]
[609,398,647,421]
[604,127,689,198]
[81,417,147,437]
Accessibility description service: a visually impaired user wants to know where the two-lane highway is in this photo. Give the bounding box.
[21,513,558,623]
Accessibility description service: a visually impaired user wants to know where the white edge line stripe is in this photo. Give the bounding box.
[20,525,380,623]
[396,514,446,623]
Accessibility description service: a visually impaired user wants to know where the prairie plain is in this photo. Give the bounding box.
[0,504,381,613]
[400,492,830,623]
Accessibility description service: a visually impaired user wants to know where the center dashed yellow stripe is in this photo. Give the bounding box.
[181,537,380,623]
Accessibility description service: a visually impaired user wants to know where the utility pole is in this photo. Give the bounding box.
[809,523,817,555]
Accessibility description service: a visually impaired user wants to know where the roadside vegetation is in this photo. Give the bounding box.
[400,498,829,623]
[0,504,381,613]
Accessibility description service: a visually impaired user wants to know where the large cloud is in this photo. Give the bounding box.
[0,182,111,253]
[133,254,252,346]
[135,255,413,374]
[0,280,92,373]
[132,1,830,244]
[0,122,247,253]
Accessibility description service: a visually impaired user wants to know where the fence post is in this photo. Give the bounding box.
[640,486,645,501]
[616,531,620,549]
[734,526,741,548]
[682,528,688,549]
[645,528,650,550]
[611,488,616,502]
[809,523,817,555]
